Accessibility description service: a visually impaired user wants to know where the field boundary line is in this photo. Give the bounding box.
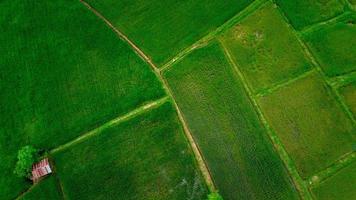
[160,0,268,72]
[14,185,36,200]
[79,0,216,192]
[298,12,349,36]
[256,69,316,98]
[271,0,356,125]
[50,96,169,154]
[307,152,356,188]
[327,71,356,88]
[219,41,313,200]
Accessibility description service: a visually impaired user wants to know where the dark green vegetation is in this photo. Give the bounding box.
[311,161,356,200]
[84,0,253,66]
[164,42,299,200]
[220,2,312,94]
[14,146,38,178]
[303,13,356,77]
[339,81,356,117]
[0,0,164,199]
[258,72,355,179]
[275,0,346,30]
[51,102,207,200]
[20,176,63,200]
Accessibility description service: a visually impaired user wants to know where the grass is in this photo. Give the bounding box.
[339,80,356,118]
[0,0,164,199]
[303,12,356,77]
[84,0,253,66]
[219,2,312,94]
[51,102,207,200]
[275,0,346,30]
[311,161,356,200]
[163,42,299,200]
[258,72,355,179]
[19,176,63,200]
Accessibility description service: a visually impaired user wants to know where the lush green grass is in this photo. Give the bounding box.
[0,0,164,199]
[51,102,207,200]
[85,0,253,66]
[311,161,356,200]
[220,2,312,94]
[339,81,356,118]
[304,13,356,77]
[275,0,346,30]
[258,72,355,179]
[164,42,299,200]
[20,176,63,200]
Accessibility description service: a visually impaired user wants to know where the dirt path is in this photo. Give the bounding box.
[79,0,216,192]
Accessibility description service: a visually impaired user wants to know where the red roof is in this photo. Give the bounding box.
[31,158,52,182]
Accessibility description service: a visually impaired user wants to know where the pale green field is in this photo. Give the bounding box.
[258,72,355,178]
[220,2,312,94]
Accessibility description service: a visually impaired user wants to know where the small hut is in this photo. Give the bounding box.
[31,158,52,183]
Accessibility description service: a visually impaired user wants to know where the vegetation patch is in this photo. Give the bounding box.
[304,13,356,77]
[220,2,312,94]
[275,0,345,30]
[311,161,356,200]
[0,0,164,199]
[85,0,253,66]
[258,72,355,178]
[339,81,356,118]
[164,42,299,200]
[51,102,207,200]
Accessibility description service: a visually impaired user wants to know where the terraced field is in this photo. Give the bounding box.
[1,0,355,200]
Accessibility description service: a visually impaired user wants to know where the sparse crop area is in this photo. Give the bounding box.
[1,0,355,200]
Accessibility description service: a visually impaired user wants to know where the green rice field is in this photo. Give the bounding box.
[1,0,355,199]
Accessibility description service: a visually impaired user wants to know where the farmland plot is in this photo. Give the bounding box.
[84,0,253,66]
[303,13,356,77]
[0,0,164,199]
[275,0,346,30]
[220,2,312,94]
[164,42,299,200]
[51,102,207,200]
[311,161,356,200]
[258,72,355,179]
[339,81,356,118]
[19,176,63,200]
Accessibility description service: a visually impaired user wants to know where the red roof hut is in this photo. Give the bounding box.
[31,158,52,182]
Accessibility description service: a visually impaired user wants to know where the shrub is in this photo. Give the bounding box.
[207,192,224,200]
[14,145,38,178]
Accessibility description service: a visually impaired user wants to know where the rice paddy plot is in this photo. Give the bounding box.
[339,81,356,118]
[0,0,164,199]
[164,42,299,200]
[51,102,207,200]
[19,176,63,200]
[220,2,312,94]
[303,13,356,77]
[84,0,253,66]
[275,0,346,30]
[258,72,355,179]
[311,161,356,200]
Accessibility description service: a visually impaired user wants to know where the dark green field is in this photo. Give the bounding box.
[20,176,62,200]
[0,0,164,199]
[2,0,355,199]
[164,42,299,200]
[275,0,345,30]
[51,102,207,200]
[303,12,356,77]
[83,0,253,66]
